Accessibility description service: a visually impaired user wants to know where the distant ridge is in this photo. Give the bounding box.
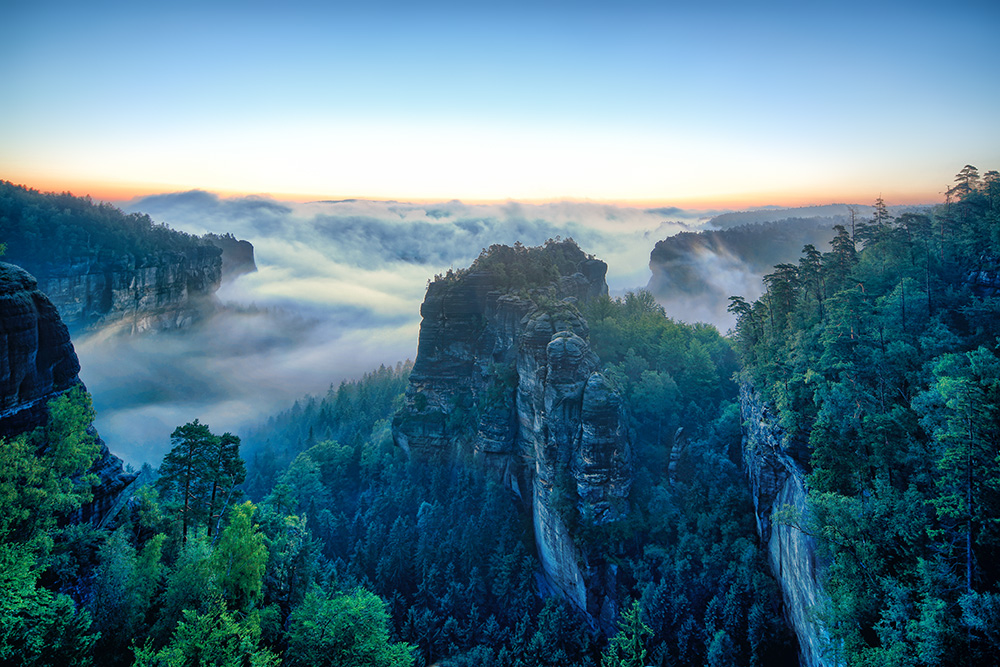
[709,203,931,229]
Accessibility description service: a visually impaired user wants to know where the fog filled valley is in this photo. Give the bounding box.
[71,192,923,466]
[2,167,1000,667]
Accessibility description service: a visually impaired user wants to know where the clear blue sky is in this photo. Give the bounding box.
[3,0,998,206]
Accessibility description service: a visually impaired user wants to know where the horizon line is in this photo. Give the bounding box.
[4,176,944,213]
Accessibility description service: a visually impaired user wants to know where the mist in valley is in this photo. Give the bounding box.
[79,192,723,466]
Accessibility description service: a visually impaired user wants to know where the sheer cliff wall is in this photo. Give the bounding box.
[393,253,631,632]
[741,383,834,667]
[28,246,223,334]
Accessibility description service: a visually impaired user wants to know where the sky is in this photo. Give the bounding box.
[3,0,999,207]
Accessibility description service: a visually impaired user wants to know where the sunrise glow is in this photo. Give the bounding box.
[3,1,998,208]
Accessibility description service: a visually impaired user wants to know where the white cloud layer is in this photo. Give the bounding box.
[80,192,712,465]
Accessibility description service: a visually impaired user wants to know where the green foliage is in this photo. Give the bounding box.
[447,237,596,291]
[211,502,268,612]
[285,588,414,667]
[583,289,738,464]
[601,600,651,667]
[91,528,164,660]
[0,387,100,544]
[0,542,97,667]
[241,362,411,499]
[0,180,214,278]
[732,165,1000,664]
[134,597,279,667]
[0,388,103,665]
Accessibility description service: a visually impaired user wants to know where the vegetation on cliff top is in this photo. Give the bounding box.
[0,181,215,272]
[434,237,596,291]
[731,165,1000,664]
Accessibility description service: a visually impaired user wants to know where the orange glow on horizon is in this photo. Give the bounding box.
[5,174,944,212]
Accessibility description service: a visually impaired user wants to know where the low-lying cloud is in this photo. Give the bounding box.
[81,192,713,466]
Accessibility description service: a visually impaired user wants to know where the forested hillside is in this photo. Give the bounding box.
[729,165,1000,664]
[0,182,225,332]
[1,239,795,666]
[0,181,210,267]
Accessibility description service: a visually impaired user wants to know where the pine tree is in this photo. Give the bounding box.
[157,420,214,542]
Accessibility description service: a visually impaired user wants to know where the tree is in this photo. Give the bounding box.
[285,588,415,667]
[0,542,97,667]
[157,421,246,542]
[601,600,652,667]
[919,347,1000,593]
[0,387,100,544]
[205,433,246,538]
[211,502,268,612]
[134,597,279,667]
[157,420,214,542]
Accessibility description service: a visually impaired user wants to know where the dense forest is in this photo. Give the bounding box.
[0,181,212,272]
[1,236,791,666]
[729,165,1000,665]
[5,166,1000,666]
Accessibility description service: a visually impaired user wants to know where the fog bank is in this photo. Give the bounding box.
[82,192,712,465]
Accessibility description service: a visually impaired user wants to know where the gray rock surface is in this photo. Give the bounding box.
[204,233,258,281]
[31,246,222,334]
[393,250,631,631]
[741,383,833,667]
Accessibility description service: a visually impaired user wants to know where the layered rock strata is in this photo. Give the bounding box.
[0,262,136,523]
[740,383,831,667]
[394,252,631,631]
[29,246,223,334]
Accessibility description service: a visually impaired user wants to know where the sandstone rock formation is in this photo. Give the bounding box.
[0,262,82,435]
[0,262,136,523]
[31,246,223,334]
[393,242,631,631]
[204,232,258,281]
[740,383,831,667]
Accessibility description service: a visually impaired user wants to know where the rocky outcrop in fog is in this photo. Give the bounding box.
[741,383,831,667]
[32,246,223,334]
[0,261,136,523]
[204,232,258,281]
[393,242,631,631]
[646,218,839,328]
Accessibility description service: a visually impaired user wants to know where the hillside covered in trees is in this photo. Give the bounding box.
[729,165,1000,664]
[5,166,1000,666]
[0,181,211,268]
[1,238,794,666]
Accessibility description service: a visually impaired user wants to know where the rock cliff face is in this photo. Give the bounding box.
[204,233,258,281]
[393,246,631,631]
[740,383,831,667]
[0,262,82,434]
[27,246,223,334]
[0,262,136,523]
